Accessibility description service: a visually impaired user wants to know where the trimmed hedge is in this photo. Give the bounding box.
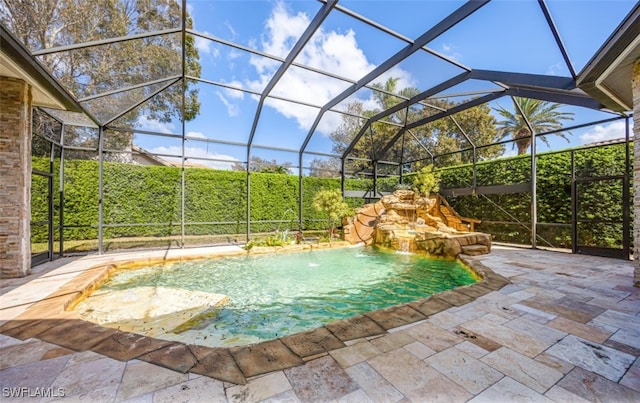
[31,159,373,241]
[437,143,632,249]
[31,142,632,251]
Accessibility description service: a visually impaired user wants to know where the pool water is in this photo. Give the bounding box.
[93,247,477,346]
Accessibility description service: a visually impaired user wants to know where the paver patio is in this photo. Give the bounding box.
[1,245,639,402]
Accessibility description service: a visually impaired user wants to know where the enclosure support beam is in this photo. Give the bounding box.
[341,72,470,160]
[530,125,537,249]
[245,1,336,242]
[59,125,65,257]
[180,0,187,249]
[78,76,182,103]
[511,96,538,249]
[180,113,186,248]
[376,92,504,161]
[538,0,577,79]
[571,150,577,254]
[299,153,304,231]
[47,140,54,261]
[98,126,104,255]
[103,79,179,126]
[373,162,378,197]
[406,129,434,166]
[449,117,477,191]
[399,133,406,184]
[505,87,602,111]
[246,170,251,243]
[247,0,337,149]
[31,28,181,56]
[341,158,346,197]
[623,117,631,258]
[303,0,489,155]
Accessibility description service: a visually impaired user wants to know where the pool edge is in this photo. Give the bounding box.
[0,247,509,385]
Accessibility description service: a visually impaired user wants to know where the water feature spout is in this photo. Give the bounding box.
[397,236,412,254]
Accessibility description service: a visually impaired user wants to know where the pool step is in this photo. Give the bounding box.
[461,244,490,256]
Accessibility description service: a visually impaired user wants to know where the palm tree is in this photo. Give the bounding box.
[494,97,574,155]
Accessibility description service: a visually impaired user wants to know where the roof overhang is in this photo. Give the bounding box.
[577,3,640,113]
[0,24,81,112]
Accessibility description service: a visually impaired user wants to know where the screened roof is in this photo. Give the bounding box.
[1,0,637,170]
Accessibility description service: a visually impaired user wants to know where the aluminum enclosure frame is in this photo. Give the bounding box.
[7,0,634,258]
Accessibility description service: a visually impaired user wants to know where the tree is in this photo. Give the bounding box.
[414,100,503,165]
[330,78,502,172]
[329,101,366,155]
[330,78,420,175]
[1,0,201,155]
[312,189,352,242]
[494,97,574,155]
[232,156,292,174]
[308,158,340,178]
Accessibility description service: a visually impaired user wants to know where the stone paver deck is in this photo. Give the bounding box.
[1,245,639,402]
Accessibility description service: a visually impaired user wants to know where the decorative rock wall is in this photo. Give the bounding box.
[633,61,640,286]
[0,77,32,278]
[346,190,491,258]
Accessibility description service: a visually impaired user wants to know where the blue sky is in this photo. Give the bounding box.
[130,0,636,170]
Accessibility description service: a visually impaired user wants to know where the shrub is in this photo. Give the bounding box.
[312,189,353,242]
[412,164,441,196]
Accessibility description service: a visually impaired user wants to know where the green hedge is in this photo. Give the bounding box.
[31,159,374,241]
[31,142,632,251]
[438,143,632,249]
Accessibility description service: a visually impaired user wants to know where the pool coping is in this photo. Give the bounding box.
[0,244,509,385]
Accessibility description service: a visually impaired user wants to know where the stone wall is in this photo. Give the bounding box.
[634,61,640,287]
[0,77,32,278]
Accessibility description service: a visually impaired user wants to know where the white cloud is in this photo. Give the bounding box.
[225,21,237,39]
[193,32,220,60]
[194,35,212,55]
[440,43,462,62]
[261,1,310,58]
[238,1,412,136]
[147,145,239,170]
[223,81,245,99]
[216,91,240,117]
[375,67,417,96]
[546,62,565,76]
[136,116,176,134]
[228,49,243,60]
[580,121,629,144]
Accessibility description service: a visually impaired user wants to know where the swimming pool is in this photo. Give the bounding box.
[75,246,477,347]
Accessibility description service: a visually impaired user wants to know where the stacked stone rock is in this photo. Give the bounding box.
[344,190,491,258]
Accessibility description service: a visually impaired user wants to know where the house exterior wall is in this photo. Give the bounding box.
[132,153,163,166]
[0,77,32,278]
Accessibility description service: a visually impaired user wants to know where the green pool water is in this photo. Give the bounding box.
[98,246,477,346]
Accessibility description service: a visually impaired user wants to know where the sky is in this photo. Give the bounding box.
[126,0,637,170]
